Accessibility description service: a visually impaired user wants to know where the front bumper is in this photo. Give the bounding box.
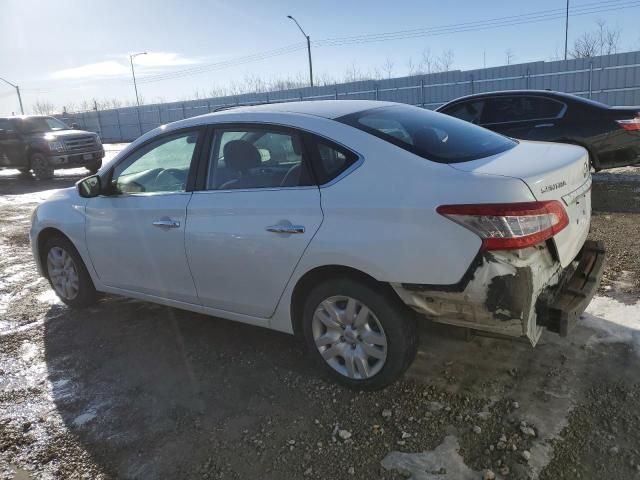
[536,240,606,336]
[47,149,105,167]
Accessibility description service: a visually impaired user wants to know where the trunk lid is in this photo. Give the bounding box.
[449,141,591,267]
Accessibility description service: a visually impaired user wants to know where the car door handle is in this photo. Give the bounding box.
[152,219,181,229]
[534,123,554,128]
[266,224,305,234]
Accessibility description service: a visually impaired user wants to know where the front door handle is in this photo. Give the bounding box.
[152,219,181,229]
[266,224,305,234]
[534,123,554,128]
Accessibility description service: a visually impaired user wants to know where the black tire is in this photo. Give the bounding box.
[43,235,99,308]
[302,277,417,390]
[87,161,102,175]
[30,152,54,180]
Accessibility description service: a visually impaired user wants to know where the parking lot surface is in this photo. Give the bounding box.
[1,145,639,479]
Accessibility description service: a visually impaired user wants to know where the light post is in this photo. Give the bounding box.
[129,52,147,107]
[0,77,24,115]
[564,0,569,60]
[287,15,313,88]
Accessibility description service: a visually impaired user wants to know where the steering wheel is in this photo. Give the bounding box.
[154,168,185,191]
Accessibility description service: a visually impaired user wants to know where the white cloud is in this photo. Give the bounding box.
[134,52,198,68]
[50,52,199,80]
[51,61,129,80]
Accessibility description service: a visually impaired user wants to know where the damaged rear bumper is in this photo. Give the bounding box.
[391,241,605,346]
[536,240,606,336]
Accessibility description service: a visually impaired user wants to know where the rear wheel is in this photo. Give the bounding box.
[302,277,417,390]
[30,152,54,180]
[44,235,98,308]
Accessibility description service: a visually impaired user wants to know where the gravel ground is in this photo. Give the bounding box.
[0,149,639,479]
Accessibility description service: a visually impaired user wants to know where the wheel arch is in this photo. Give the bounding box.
[289,264,407,337]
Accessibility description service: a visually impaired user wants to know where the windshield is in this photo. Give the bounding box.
[19,117,68,133]
[338,105,517,163]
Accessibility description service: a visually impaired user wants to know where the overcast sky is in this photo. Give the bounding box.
[1,0,639,115]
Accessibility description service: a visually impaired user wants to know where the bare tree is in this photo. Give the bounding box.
[570,20,621,58]
[32,100,56,115]
[435,49,455,72]
[381,57,395,79]
[505,49,516,65]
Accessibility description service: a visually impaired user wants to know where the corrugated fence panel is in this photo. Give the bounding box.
[55,50,640,142]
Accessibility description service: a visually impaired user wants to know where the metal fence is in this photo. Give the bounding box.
[58,50,640,143]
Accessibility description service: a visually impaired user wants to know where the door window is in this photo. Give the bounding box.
[312,140,358,184]
[112,130,200,194]
[207,128,313,189]
[482,96,565,124]
[442,101,485,124]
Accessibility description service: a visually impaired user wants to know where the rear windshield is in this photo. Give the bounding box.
[337,105,517,163]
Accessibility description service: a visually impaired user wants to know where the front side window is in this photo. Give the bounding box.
[112,130,200,194]
[207,128,313,190]
[442,100,485,124]
[338,105,516,164]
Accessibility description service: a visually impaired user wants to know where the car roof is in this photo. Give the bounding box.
[437,90,609,109]
[0,115,52,120]
[202,100,398,120]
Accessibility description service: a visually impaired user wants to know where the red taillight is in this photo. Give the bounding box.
[616,117,640,131]
[437,201,569,250]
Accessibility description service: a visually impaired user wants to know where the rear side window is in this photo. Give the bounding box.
[338,105,516,164]
[482,96,565,124]
[311,139,358,184]
[442,100,485,124]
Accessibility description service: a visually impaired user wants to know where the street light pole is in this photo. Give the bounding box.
[0,76,24,115]
[564,0,570,60]
[129,52,147,106]
[287,15,313,88]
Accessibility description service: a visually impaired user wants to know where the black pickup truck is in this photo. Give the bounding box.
[0,115,105,180]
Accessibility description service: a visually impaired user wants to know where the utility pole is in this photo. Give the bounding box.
[0,76,24,115]
[129,52,147,106]
[564,0,570,60]
[287,15,313,88]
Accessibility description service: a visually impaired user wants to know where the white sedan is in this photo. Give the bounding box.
[30,100,605,389]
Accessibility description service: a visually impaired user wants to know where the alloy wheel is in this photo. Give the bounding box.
[46,247,80,300]
[311,295,388,379]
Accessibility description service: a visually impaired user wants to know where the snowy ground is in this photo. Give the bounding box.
[0,144,639,479]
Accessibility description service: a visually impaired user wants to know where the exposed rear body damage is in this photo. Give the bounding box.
[392,245,563,345]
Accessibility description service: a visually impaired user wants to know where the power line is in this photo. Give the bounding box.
[131,0,640,85]
[11,0,639,93]
[315,0,638,46]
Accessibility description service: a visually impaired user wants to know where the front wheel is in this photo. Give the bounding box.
[30,152,54,180]
[302,277,417,390]
[44,235,98,308]
[87,161,102,175]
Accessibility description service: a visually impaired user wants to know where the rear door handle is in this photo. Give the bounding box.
[534,123,554,128]
[266,224,305,234]
[152,219,181,229]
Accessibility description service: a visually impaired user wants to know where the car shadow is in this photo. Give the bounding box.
[0,169,89,195]
[42,294,636,478]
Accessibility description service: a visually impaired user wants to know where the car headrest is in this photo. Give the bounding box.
[223,140,261,172]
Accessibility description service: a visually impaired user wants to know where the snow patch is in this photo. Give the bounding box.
[382,435,481,479]
[37,289,62,305]
[582,296,640,352]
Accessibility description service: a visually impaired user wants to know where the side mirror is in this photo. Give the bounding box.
[71,123,79,129]
[76,175,102,198]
